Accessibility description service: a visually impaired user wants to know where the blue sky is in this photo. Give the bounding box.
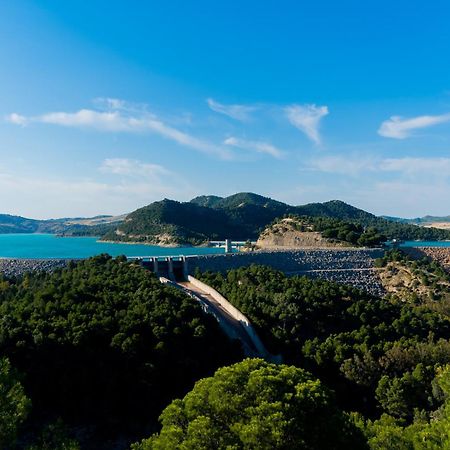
[1,0,450,218]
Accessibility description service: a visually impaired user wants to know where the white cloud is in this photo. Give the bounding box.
[378,113,450,139]
[207,98,256,121]
[7,102,231,159]
[306,156,377,175]
[5,113,28,126]
[99,158,171,177]
[224,136,284,158]
[285,104,329,144]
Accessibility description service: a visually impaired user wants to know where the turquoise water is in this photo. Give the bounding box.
[0,234,226,259]
[400,241,450,248]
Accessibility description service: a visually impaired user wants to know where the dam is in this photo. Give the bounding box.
[128,248,386,297]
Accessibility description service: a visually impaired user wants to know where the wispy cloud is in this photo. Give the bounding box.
[378,113,450,139]
[307,155,450,178]
[285,104,329,144]
[224,137,284,158]
[6,113,28,126]
[306,155,377,175]
[0,159,197,218]
[207,98,256,121]
[6,100,231,159]
[99,158,171,177]
[379,157,450,174]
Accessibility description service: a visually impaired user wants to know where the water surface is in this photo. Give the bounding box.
[0,234,226,259]
[400,241,450,248]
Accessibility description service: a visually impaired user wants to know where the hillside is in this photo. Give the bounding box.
[190,195,223,208]
[102,199,246,245]
[3,193,450,245]
[104,194,295,245]
[257,218,343,249]
[257,215,385,249]
[375,250,450,311]
[0,214,40,233]
[0,214,123,235]
[385,214,450,230]
[104,193,450,246]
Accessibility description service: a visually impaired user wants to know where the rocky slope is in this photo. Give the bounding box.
[257,218,346,249]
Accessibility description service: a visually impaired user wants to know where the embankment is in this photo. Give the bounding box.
[186,248,386,297]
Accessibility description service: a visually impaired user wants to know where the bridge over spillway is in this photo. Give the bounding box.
[128,256,189,281]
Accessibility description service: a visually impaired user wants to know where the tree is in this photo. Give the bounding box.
[362,365,450,449]
[133,359,368,450]
[0,357,30,448]
[0,255,241,446]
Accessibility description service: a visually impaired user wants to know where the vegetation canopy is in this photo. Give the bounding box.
[133,359,368,450]
[0,255,241,447]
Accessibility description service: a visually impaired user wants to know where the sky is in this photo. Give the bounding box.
[1,0,450,219]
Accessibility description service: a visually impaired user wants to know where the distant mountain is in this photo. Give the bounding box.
[384,215,450,225]
[0,213,124,235]
[101,193,450,245]
[3,193,450,244]
[0,214,39,233]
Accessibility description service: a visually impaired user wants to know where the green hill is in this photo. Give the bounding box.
[190,195,223,208]
[102,199,246,245]
[3,193,450,244]
[103,193,450,245]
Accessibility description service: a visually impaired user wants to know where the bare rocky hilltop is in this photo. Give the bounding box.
[257,217,348,249]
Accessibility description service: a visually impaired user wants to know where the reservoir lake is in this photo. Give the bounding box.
[1,234,449,259]
[0,234,227,259]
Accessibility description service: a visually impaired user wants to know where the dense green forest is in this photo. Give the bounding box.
[197,264,450,446]
[2,252,450,448]
[0,256,241,448]
[105,193,450,245]
[134,359,368,449]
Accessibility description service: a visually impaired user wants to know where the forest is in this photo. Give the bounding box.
[196,263,450,448]
[2,253,450,448]
[0,255,241,449]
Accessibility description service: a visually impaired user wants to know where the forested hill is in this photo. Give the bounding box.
[2,192,450,243]
[103,193,450,245]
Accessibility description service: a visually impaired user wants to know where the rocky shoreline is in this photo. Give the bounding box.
[0,259,69,278]
[403,247,450,272]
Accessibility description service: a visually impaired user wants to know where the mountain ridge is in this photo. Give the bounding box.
[2,193,450,244]
[103,193,450,245]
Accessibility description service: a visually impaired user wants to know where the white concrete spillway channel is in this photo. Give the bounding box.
[160,275,280,362]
